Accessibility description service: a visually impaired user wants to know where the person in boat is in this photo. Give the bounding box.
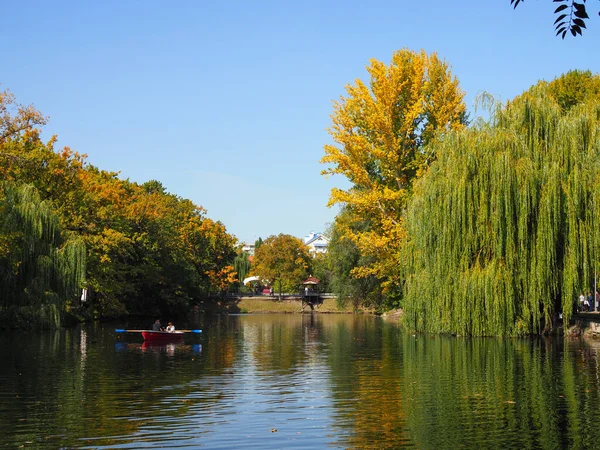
[152,319,163,331]
[166,322,175,332]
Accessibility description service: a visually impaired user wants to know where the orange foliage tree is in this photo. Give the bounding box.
[0,89,238,320]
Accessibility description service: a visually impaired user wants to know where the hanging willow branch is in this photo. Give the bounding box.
[0,182,86,325]
[402,81,600,336]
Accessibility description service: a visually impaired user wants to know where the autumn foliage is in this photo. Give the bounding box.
[252,234,311,298]
[0,88,238,325]
[321,49,467,302]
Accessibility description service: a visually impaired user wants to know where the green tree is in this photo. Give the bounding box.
[233,250,252,292]
[402,71,600,336]
[325,208,385,310]
[0,88,85,328]
[252,234,311,299]
[0,182,85,328]
[547,69,600,111]
[310,252,332,294]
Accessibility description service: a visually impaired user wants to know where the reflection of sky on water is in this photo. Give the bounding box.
[114,342,127,352]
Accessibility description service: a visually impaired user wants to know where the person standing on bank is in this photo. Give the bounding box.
[583,294,590,312]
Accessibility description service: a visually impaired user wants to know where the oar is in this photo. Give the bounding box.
[176,329,202,334]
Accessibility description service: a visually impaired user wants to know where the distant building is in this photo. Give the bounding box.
[242,243,255,256]
[303,231,329,255]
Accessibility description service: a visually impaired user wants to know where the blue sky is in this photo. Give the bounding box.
[2,1,599,244]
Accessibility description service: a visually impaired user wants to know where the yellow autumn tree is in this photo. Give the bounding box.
[252,234,311,299]
[321,49,467,296]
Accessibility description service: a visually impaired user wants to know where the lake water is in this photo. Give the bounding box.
[2,313,600,449]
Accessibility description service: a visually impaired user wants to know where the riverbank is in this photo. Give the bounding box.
[202,296,363,314]
[569,312,600,339]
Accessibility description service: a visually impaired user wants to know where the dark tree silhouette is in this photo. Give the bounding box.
[511,0,594,38]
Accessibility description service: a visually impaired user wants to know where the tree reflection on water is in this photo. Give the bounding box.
[2,317,600,448]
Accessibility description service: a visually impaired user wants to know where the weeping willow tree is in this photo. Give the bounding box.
[0,182,86,328]
[233,250,251,292]
[402,72,600,336]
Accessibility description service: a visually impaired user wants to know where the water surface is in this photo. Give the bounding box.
[1,314,600,449]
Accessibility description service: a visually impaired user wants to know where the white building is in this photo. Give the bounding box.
[241,243,255,256]
[303,232,329,255]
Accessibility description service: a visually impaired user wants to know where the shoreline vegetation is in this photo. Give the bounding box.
[3,58,600,337]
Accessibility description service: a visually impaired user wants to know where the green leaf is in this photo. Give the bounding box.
[573,18,587,28]
[554,14,567,24]
[554,4,569,12]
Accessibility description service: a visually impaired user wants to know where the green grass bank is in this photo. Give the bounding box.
[204,296,359,314]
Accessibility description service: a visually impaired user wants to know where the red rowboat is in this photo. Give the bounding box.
[141,330,185,343]
[115,328,201,342]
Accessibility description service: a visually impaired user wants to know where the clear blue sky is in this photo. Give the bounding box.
[2,1,599,244]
